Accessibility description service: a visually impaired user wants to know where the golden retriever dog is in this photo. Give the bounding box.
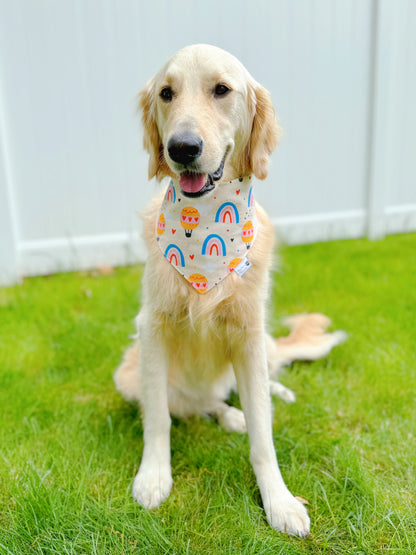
[114,44,346,536]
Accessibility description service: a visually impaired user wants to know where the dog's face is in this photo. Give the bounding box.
[139,44,280,195]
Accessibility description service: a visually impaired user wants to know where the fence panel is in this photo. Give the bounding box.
[0,0,415,285]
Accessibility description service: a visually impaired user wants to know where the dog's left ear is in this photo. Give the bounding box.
[138,79,171,181]
[245,84,281,180]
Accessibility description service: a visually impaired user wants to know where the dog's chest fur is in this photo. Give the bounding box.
[139,190,275,388]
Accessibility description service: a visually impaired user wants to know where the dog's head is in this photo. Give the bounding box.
[139,44,280,196]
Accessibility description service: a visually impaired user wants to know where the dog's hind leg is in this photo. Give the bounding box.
[266,334,296,403]
[211,401,247,433]
[114,340,141,402]
[268,380,296,403]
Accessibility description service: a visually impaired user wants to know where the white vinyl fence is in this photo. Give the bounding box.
[0,0,415,286]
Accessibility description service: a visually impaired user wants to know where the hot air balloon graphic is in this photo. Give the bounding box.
[180,206,200,237]
[241,220,254,249]
[227,258,243,273]
[188,273,208,294]
[156,213,166,236]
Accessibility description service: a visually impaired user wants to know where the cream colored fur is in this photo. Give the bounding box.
[114,44,346,537]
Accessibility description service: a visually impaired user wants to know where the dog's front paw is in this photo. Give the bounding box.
[265,493,310,537]
[132,464,172,509]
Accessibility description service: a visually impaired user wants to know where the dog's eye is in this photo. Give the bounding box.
[160,87,173,102]
[214,84,231,97]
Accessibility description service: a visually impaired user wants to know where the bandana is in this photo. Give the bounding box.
[156,175,257,294]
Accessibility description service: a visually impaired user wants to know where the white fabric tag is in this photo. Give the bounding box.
[234,257,252,276]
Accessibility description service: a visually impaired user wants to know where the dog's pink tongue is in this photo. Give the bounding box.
[179,173,206,193]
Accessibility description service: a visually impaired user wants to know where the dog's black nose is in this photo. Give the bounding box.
[167,133,203,165]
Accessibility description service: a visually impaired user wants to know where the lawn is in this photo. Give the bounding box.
[0,234,415,554]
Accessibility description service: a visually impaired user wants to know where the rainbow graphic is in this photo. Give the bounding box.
[163,244,185,266]
[164,180,176,203]
[201,234,227,256]
[248,186,255,208]
[214,202,240,224]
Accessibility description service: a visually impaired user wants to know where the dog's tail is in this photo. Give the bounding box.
[268,313,347,378]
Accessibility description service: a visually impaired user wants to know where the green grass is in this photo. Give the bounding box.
[0,234,415,554]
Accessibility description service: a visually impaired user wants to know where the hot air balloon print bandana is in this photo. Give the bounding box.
[156,175,258,294]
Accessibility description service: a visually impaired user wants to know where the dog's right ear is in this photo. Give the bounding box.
[245,83,281,180]
[138,79,171,181]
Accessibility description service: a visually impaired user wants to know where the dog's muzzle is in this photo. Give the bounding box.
[166,132,228,197]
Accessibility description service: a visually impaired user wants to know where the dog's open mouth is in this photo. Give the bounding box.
[179,156,226,198]
[179,172,208,195]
